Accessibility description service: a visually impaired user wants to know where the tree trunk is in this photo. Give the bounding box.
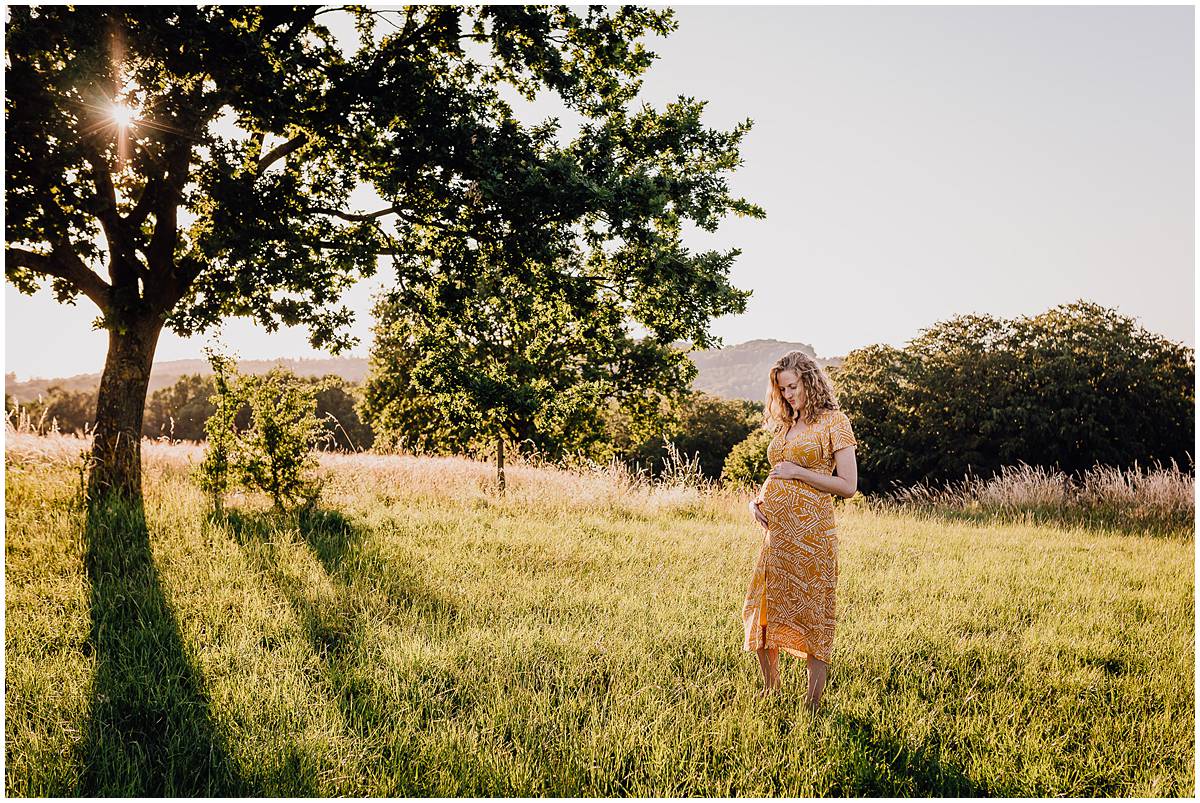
[87,316,163,504]
[496,435,506,495]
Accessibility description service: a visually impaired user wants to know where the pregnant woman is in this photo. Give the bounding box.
[743,350,858,712]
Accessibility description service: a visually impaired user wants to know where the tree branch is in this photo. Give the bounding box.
[339,6,406,32]
[6,244,112,312]
[311,240,410,256]
[78,135,144,286]
[307,241,458,265]
[308,205,400,222]
[307,203,471,237]
[147,138,192,268]
[143,135,198,311]
[392,208,466,233]
[127,174,161,231]
[313,5,359,19]
[257,134,308,173]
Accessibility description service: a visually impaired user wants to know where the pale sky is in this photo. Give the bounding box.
[5,4,1194,381]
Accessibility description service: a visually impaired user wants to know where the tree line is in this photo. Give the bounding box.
[5,372,373,452]
[360,298,1194,493]
[8,300,1191,497]
[829,301,1194,494]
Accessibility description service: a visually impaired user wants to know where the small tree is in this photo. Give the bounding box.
[198,355,323,513]
[363,272,708,491]
[235,369,324,512]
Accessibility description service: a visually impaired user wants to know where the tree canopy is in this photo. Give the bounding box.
[5,5,761,503]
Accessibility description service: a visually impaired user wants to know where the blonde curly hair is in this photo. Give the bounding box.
[763,350,840,432]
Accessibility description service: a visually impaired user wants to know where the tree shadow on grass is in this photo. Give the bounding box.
[78,497,248,795]
[224,507,461,794]
[821,708,993,796]
[225,507,459,659]
[296,507,460,623]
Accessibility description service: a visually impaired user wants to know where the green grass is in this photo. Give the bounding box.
[5,440,1194,795]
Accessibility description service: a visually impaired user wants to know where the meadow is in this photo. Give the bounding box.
[4,433,1194,796]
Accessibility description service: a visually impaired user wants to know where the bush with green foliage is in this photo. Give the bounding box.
[198,354,323,513]
[235,369,324,512]
[720,428,774,489]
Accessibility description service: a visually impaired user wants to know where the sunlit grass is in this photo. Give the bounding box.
[5,436,1194,795]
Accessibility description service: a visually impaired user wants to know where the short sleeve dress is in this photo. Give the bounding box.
[742,408,857,663]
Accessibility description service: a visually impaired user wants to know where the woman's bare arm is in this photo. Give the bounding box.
[769,448,858,498]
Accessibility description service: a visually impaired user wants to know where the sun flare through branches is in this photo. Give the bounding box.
[109,102,135,129]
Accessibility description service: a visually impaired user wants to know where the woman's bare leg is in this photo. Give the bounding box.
[756,647,780,694]
[805,656,829,711]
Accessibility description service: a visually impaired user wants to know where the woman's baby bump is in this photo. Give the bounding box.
[761,475,834,528]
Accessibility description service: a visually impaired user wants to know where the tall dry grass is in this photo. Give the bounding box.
[874,461,1194,537]
[3,426,737,523]
[8,414,1191,537]
[3,400,96,438]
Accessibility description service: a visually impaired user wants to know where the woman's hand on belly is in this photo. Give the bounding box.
[763,462,823,502]
[767,460,807,481]
[749,497,769,529]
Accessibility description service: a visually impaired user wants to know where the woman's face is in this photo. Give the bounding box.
[776,369,806,412]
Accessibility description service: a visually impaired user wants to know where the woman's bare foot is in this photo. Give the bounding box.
[755,646,781,698]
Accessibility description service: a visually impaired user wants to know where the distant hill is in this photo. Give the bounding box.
[5,341,842,404]
[688,339,843,401]
[5,357,371,404]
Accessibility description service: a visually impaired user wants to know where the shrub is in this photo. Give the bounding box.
[721,428,773,489]
[197,350,239,514]
[235,368,324,511]
[197,353,323,513]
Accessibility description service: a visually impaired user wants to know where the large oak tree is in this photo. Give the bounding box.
[6,5,760,505]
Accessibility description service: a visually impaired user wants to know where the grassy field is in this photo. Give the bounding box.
[5,435,1195,796]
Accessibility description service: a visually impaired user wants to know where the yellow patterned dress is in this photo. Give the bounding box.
[742,408,857,663]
